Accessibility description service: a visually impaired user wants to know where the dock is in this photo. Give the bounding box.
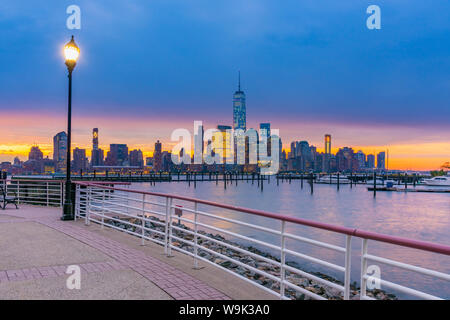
[367,187,450,193]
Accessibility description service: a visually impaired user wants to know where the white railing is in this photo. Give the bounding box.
[74,182,450,300]
[2,179,65,207]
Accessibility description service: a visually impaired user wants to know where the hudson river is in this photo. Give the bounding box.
[130,180,450,299]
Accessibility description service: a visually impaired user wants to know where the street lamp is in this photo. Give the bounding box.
[62,35,80,221]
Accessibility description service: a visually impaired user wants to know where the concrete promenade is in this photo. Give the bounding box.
[0,205,274,300]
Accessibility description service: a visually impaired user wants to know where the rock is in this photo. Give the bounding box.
[324,287,342,299]
[109,213,400,301]
[220,261,232,268]
[295,293,306,300]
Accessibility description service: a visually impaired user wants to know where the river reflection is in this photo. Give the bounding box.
[129,180,449,299]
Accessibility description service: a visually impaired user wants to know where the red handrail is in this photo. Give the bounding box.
[75,181,450,256]
[1,179,65,183]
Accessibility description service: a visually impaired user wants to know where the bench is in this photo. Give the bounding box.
[0,186,18,210]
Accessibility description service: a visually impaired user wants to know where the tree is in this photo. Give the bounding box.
[441,162,450,169]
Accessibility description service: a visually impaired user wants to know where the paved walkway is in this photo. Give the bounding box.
[0,205,274,300]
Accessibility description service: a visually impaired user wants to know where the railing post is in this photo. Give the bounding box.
[344,235,352,300]
[101,188,105,229]
[360,239,368,299]
[280,221,286,299]
[126,188,130,214]
[17,181,20,205]
[165,197,173,257]
[85,186,91,226]
[46,182,49,206]
[193,202,199,269]
[74,184,79,221]
[60,182,63,207]
[141,193,146,246]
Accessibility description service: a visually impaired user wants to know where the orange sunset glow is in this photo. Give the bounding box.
[1,115,449,171]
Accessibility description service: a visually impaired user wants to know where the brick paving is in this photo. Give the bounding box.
[0,208,230,300]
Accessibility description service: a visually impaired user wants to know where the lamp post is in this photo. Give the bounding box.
[61,35,80,221]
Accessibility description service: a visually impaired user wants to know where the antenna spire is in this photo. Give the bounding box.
[238,70,241,91]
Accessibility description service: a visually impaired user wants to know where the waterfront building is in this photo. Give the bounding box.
[214,125,233,168]
[377,151,386,170]
[73,148,88,173]
[29,146,44,161]
[129,149,144,168]
[280,150,288,171]
[23,146,46,174]
[233,72,246,131]
[0,162,12,174]
[356,150,366,170]
[258,123,272,160]
[336,147,358,172]
[53,131,67,173]
[153,140,162,171]
[194,122,204,164]
[366,154,375,169]
[106,144,128,166]
[321,153,330,172]
[161,151,173,172]
[289,142,296,159]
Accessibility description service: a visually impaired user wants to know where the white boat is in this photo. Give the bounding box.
[366,179,385,185]
[316,175,351,184]
[423,176,450,186]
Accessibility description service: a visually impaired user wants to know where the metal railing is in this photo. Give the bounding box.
[74,181,450,300]
[2,179,65,207]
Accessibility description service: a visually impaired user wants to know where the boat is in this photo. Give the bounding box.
[316,175,351,184]
[423,176,450,187]
[365,179,385,185]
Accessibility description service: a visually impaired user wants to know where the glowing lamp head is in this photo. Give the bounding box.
[64,35,80,72]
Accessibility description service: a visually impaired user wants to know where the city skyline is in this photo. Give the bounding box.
[5,130,390,175]
[0,118,447,171]
[0,1,449,170]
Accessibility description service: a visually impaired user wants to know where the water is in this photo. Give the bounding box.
[130,179,450,299]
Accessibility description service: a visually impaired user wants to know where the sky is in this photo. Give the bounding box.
[0,0,449,170]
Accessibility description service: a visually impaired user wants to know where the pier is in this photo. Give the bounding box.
[1,179,449,300]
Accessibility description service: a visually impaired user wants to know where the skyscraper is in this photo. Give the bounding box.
[91,128,104,166]
[153,140,162,171]
[194,121,204,164]
[106,144,128,166]
[366,154,375,169]
[377,152,386,170]
[259,123,271,157]
[215,125,233,165]
[336,147,357,172]
[355,150,366,170]
[129,149,144,167]
[289,142,296,159]
[93,128,99,150]
[53,131,67,173]
[73,148,88,172]
[233,72,246,131]
[260,123,271,138]
[325,134,331,154]
[29,146,44,161]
